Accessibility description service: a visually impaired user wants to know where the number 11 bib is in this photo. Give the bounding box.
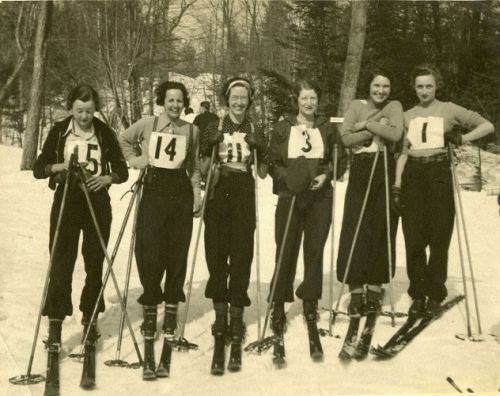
[149,131,187,169]
[407,116,444,150]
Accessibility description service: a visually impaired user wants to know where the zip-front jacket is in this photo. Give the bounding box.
[33,116,129,190]
[269,114,347,195]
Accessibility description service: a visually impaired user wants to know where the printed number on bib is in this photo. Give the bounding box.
[65,140,102,176]
[407,117,444,150]
[288,126,324,159]
[218,132,251,164]
[149,132,187,169]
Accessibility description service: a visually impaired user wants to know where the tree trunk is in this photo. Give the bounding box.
[337,0,368,116]
[21,1,53,170]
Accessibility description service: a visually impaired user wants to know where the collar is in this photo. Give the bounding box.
[284,113,328,128]
[64,117,95,138]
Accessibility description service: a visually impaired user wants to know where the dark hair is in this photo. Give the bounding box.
[200,101,210,111]
[410,64,443,90]
[185,107,194,115]
[155,81,190,107]
[364,68,393,93]
[221,76,254,108]
[292,79,322,102]
[67,84,101,111]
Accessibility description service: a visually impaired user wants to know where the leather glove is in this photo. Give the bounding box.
[208,130,224,146]
[444,131,462,146]
[244,133,267,153]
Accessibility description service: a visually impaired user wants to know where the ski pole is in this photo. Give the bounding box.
[175,144,217,350]
[330,150,380,330]
[383,146,396,327]
[245,195,297,352]
[9,148,78,386]
[105,174,144,368]
[253,147,263,341]
[447,145,477,340]
[71,165,143,365]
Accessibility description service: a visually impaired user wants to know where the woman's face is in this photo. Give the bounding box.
[163,89,185,120]
[71,100,95,130]
[298,88,318,118]
[370,75,391,104]
[228,86,250,117]
[414,74,437,105]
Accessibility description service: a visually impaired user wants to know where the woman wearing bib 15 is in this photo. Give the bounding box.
[336,70,403,319]
[394,64,493,317]
[268,79,347,361]
[33,83,128,357]
[201,77,267,373]
[119,81,201,379]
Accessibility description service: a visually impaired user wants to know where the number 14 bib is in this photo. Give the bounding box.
[288,126,324,159]
[149,132,187,169]
[407,116,444,150]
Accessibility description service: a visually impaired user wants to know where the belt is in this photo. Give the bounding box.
[408,153,449,164]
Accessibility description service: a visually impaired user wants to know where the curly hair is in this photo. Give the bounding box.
[363,68,393,94]
[67,84,101,111]
[221,77,254,108]
[155,81,190,108]
[410,64,443,90]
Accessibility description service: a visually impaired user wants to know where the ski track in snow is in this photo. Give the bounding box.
[0,144,499,396]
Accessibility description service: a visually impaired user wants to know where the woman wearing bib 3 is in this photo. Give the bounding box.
[201,77,267,374]
[119,81,201,379]
[33,84,128,366]
[336,70,403,323]
[394,64,493,317]
[267,79,347,362]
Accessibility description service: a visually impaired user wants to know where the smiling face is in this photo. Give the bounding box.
[369,75,391,105]
[163,89,185,120]
[414,74,437,106]
[297,88,318,118]
[228,86,250,118]
[70,100,95,130]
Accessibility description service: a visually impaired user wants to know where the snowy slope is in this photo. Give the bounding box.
[0,144,499,396]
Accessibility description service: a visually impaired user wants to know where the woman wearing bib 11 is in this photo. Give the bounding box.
[394,64,493,318]
[268,79,347,361]
[119,81,201,379]
[336,70,403,320]
[201,77,267,374]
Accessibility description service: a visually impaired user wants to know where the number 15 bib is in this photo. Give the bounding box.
[149,132,187,169]
[65,140,102,176]
[288,126,324,159]
[407,116,444,150]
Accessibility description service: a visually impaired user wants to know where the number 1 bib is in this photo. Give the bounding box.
[407,116,444,150]
[288,126,324,159]
[65,139,102,176]
[149,131,187,169]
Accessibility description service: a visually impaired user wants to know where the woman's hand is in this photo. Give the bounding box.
[193,193,202,218]
[51,163,67,173]
[310,174,327,191]
[354,120,368,131]
[129,155,149,169]
[85,175,113,191]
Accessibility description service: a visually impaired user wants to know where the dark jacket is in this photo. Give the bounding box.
[269,114,347,195]
[33,116,129,190]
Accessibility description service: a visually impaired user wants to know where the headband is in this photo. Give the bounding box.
[225,79,253,97]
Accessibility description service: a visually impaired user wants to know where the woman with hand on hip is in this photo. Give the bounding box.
[395,64,493,317]
[119,80,201,380]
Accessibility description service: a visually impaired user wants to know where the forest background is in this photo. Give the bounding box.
[0,0,499,170]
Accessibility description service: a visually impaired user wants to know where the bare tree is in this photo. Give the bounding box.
[21,1,53,170]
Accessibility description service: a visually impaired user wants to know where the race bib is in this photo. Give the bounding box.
[149,132,187,169]
[288,126,324,159]
[65,139,102,176]
[407,117,444,150]
[218,132,251,165]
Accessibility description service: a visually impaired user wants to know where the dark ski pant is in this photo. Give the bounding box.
[401,158,454,302]
[135,169,194,305]
[269,191,331,303]
[204,171,255,307]
[336,153,397,285]
[43,185,111,320]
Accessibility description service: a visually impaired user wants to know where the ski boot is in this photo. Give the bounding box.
[408,297,426,318]
[210,302,228,375]
[271,303,287,368]
[80,314,99,389]
[303,300,323,361]
[44,319,62,396]
[141,305,157,381]
[228,306,245,372]
[365,289,382,314]
[156,304,176,378]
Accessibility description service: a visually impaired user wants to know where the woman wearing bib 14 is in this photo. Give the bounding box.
[336,70,403,320]
[33,83,128,359]
[394,64,493,317]
[119,81,201,379]
[201,77,267,374]
[268,79,347,361]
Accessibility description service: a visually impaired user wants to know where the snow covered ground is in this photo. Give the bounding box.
[0,144,499,396]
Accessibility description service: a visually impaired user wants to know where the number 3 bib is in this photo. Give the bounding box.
[288,126,324,159]
[65,139,102,176]
[407,116,444,150]
[149,131,187,169]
